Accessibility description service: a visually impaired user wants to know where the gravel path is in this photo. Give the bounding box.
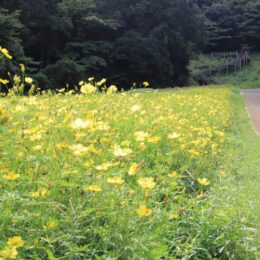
[241,89,260,136]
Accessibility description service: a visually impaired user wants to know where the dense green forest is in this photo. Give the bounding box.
[0,0,259,89]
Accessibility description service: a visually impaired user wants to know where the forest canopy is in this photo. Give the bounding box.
[0,0,259,89]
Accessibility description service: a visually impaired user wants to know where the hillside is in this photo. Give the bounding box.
[190,53,260,88]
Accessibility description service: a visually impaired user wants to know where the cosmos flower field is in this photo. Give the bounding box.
[0,87,249,259]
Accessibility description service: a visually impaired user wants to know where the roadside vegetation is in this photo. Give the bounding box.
[1,59,259,257]
[0,86,234,259]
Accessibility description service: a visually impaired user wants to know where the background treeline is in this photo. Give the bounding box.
[198,0,260,52]
[0,0,259,89]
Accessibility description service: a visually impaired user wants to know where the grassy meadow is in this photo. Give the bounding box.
[0,86,259,259]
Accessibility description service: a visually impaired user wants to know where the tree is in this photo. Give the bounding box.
[198,0,260,52]
[0,0,207,89]
[102,0,205,87]
[0,9,23,55]
[0,8,24,75]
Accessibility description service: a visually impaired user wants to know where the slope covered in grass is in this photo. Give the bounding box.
[0,87,259,259]
[215,54,260,89]
[190,53,260,88]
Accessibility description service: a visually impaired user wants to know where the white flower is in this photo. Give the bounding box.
[131,105,141,112]
[71,118,92,130]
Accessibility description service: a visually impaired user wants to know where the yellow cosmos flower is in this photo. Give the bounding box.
[137,205,152,217]
[107,176,124,185]
[188,149,199,157]
[107,85,117,94]
[219,171,225,177]
[139,142,146,151]
[113,145,132,157]
[168,132,180,139]
[96,121,110,131]
[43,220,57,230]
[168,171,178,177]
[169,213,179,220]
[32,145,42,151]
[25,77,33,84]
[120,200,128,207]
[216,131,225,137]
[130,105,142,112]
[97,78,107,86]
[197,178,210,186]
[0,247,17,259]
[7,236,24,248]
[13,75,21,85]
[81,83,97,94]
[0,79,9,85]
[31,187,49,198]
[71,118,92,130]
[0,46,13,59]
[3,172,20,180]
[70,144,90,156]
[142,81,150,87]
[134,131,149,142]
[121,140,131,147]
[85,185,102,192]
[85,160,94,168]
[137,177,156,189]
[147,136,161,144]
[128,163,139,176]
[95,162,117,171]
[79,80,84,86]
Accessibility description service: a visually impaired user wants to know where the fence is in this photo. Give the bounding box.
[193,52,251,85]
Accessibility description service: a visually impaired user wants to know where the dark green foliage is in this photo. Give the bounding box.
[44,57,84,88]
[0,0,259,89]
[197,0,260,52]
[0,8,24,76]
[110,32,173,86]
[0,9,23,57]
[0,0,204,89]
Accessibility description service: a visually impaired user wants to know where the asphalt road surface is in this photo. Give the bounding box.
[242,89,260,136]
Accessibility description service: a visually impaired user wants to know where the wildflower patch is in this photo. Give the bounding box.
[0,87,234,258]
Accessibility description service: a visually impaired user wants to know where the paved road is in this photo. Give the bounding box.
[242,89,260,136]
